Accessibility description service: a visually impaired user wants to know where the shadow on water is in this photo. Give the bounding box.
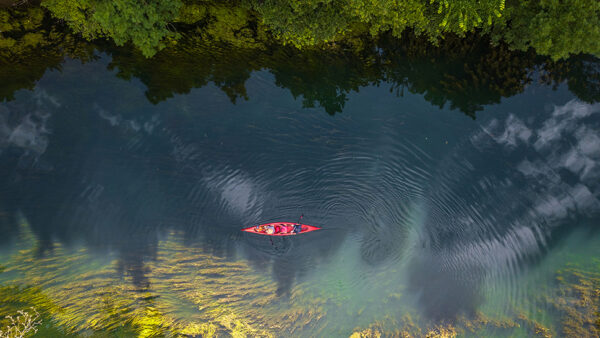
[243,231,345,296]
[101,33,600,119]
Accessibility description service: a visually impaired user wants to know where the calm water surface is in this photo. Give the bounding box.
[1,53,599,337]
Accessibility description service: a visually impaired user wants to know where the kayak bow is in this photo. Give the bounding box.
[242,222,321,236]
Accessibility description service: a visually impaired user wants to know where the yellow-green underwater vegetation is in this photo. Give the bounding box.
[1,218,599,337]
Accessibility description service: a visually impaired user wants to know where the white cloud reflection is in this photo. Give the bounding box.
[481,100,600,220]
[0,90,54,156]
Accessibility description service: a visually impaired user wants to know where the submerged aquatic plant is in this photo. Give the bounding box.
[349,314,459,337]
[348,304,556,337]
[0,307,41,338]
[551,266,600,337]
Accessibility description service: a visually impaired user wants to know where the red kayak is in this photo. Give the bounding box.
[242,222,321,236]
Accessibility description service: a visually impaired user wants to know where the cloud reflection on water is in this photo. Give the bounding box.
[406,99,600,321]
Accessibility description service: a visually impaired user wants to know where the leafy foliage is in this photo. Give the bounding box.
[249,0,353,47]
[426,0,505,35]
[41,0,182,57]
[196,3,269,49]
[248,0,507,48]
[495,0,600,60]
[2,0,596,60]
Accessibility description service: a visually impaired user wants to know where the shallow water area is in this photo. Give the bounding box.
[1,51,600,337]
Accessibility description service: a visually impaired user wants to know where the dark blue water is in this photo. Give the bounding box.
[1,54,599,336]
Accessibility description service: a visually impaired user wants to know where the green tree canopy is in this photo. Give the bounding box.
[5,0,595,60]
[41,0,182,57]
[495,0,600,60]
[247,0,506,48]
[177,2,269,49]
[248,0,352,47]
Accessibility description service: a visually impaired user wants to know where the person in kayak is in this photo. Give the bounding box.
[254,224,275,234]
[265,225,275,234]
[292,224,302,234]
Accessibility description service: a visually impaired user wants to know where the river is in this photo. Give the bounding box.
[0,47,599,337]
